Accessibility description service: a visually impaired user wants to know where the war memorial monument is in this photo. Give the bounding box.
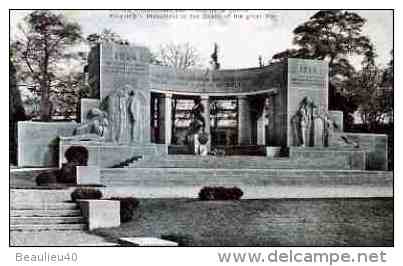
[16,43,389,170]
[11,43,392,244]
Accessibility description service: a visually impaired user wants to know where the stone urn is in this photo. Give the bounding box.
[265,146,281,158]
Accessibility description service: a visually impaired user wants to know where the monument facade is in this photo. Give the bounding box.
[16,43,388,170]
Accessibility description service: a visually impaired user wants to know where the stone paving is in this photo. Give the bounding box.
[10,230,116,246]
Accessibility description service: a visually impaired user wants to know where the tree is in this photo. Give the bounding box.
[51,71,85,119]
[12,11,82,121]
[10,57,27,164]
[86,28,129,47]
[382,50,394,88]
[271,10,373,128]
[156,42,201,69]
[343,52,392,131]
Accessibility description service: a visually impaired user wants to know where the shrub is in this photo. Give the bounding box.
[109,197,139,223]
[57,163,77,184]
[71,187,103,202]
[198,186,243,201]
[64,145,89,165]
[35,171,58,186]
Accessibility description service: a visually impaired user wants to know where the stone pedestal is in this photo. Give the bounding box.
[78,200,120,230]
[76,166,101,185]
[266,146,281,158]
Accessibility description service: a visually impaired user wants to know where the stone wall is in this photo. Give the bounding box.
[59,139,167,168]
[334,133,388,171]
[97,44,152,143]
[17,121,77,167]
[149,61,286,95]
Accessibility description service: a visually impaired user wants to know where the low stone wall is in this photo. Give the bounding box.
[59,139,168,168]
[289,147,366,170]
[334,133,388,171]
[17,121,77,167]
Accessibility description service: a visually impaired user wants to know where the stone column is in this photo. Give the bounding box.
[266,95,275,145]
[200,95,211,151]
[238,95,251,145]
[159,93,172,144]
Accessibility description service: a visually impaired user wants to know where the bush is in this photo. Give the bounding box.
[109,197,139,223]
[64,145,89,165]
[71,187,103,202]
[35,171,58,186]
[198,186,243,201]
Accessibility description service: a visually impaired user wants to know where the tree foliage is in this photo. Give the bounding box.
[12,10,82,121]
[9,57,27,164]
[155,42,201,69]
[345,50,393,130]
[271,10,374,128]
[86,28,130,47]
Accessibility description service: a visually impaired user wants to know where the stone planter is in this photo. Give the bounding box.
[265,146,281,158]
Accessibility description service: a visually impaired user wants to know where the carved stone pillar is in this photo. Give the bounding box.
[159,93,172,144]
[266,95,275,145]
[238,95,251,145]
[200,94,211,150]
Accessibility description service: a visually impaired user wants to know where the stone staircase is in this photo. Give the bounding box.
[10,189,87,231]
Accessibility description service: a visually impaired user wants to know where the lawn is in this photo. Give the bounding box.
[92,198,393,246]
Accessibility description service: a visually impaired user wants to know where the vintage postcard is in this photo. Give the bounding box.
[9,9,393,256]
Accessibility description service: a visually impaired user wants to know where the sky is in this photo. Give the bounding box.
[10,10,393,70]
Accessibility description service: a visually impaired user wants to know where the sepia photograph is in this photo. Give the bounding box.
[9,9,393,248]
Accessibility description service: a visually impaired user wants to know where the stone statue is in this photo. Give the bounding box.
[323,113,359,148]
[102,86,131,144]
[128,90,146,143]
[190,98,205,132]
[292,97,314,147]
[117,86,130,144]
[102,89,119,142]
[71,108,109,141]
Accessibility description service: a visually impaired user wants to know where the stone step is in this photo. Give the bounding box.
[11,189,74,204]
[11,216,84,225]
[10,223,87,231]
[101,168,393,187]
[101,185,392,199]
[131,155,352,170]
[11,202,78,210]
[11,209,81,217]
[128,159,350,170]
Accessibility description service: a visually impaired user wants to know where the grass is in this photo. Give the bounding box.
[92,197,393,246]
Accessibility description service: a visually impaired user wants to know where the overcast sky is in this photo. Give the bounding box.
[10,10,393,70]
